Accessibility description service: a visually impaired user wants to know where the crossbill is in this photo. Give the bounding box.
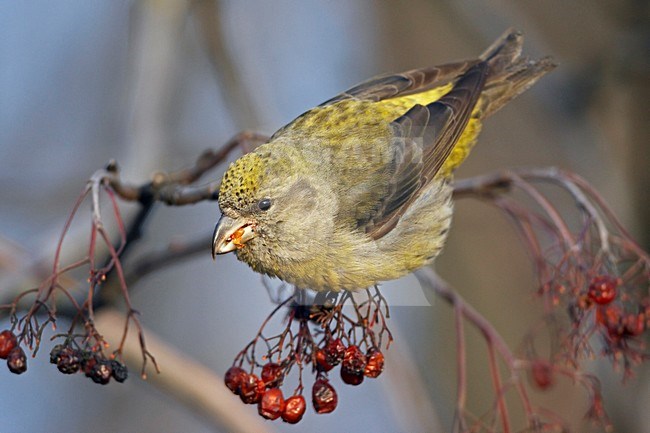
[212,30,555,292]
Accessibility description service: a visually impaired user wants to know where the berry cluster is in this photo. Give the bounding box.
[0,165,160,385]
[584,275,648,343]
[224,288,390,423]
[513,208,650,428]
[444,169,650,430]
[523,264,649,408]
[224,340,385,422]
[224,364,306,423]
[0,330,27,375]
[561,268,648,371]
[515,190,650,383]
[49,343,128,385]
[314,340,385,385]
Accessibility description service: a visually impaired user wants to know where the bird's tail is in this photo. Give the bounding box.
[477,29,556,118]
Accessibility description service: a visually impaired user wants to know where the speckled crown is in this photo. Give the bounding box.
[218,152,266,210]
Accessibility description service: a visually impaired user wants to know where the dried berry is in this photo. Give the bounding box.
[258,388,285,420]
[0,330,18,359]
[364,348,385,378]
[224,366,248,395]
[341,345,366,386]
[341,368,364,385]
[88,359,112,385]
[324,338,346,366]
[312,379,337,414]
[49,344,65,364]
[530,360,554,390]
[587,275,618,305]
[315,349,334,372]
[7,347,27,374]
[110,360,128,383]
[239,373,264,404]
[83,356,98,377]
[282,395,306,424]
[261,363,284,388]
[57,347,81,374]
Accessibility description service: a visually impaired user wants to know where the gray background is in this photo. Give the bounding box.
[1,1,648,432]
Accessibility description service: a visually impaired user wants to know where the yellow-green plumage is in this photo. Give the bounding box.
[213,30,555,291]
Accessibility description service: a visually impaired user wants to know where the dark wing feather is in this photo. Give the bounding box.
[364,62,489,239]
[320,60,479,105]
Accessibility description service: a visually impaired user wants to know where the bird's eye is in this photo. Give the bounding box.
[258,198,272,211]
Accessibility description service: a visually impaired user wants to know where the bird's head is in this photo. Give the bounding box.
[212,145,334,263]
[212,151,269,257]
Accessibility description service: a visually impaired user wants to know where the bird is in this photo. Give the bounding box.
[212,29,555,292]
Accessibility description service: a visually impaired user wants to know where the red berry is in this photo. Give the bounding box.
[340,345,366,386]
[587,275,618,305]
[239,373,264,404]
[315,349,334,372]
[530,360,554,390]
[312,379,337,414]
[324,338,346,366]
[224,366,248,395]
[7,347,27,374]
[258,388,285,420]
[282,395,306,424]
[261,363,284,388]
[341,368,364,385]
[364,348,385,378]
[0,330,18,359]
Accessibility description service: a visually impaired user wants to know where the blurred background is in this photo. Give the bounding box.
[1,1,648,432]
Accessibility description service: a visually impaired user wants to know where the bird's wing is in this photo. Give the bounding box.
[320,60,479,105]
[362,62,489,240]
